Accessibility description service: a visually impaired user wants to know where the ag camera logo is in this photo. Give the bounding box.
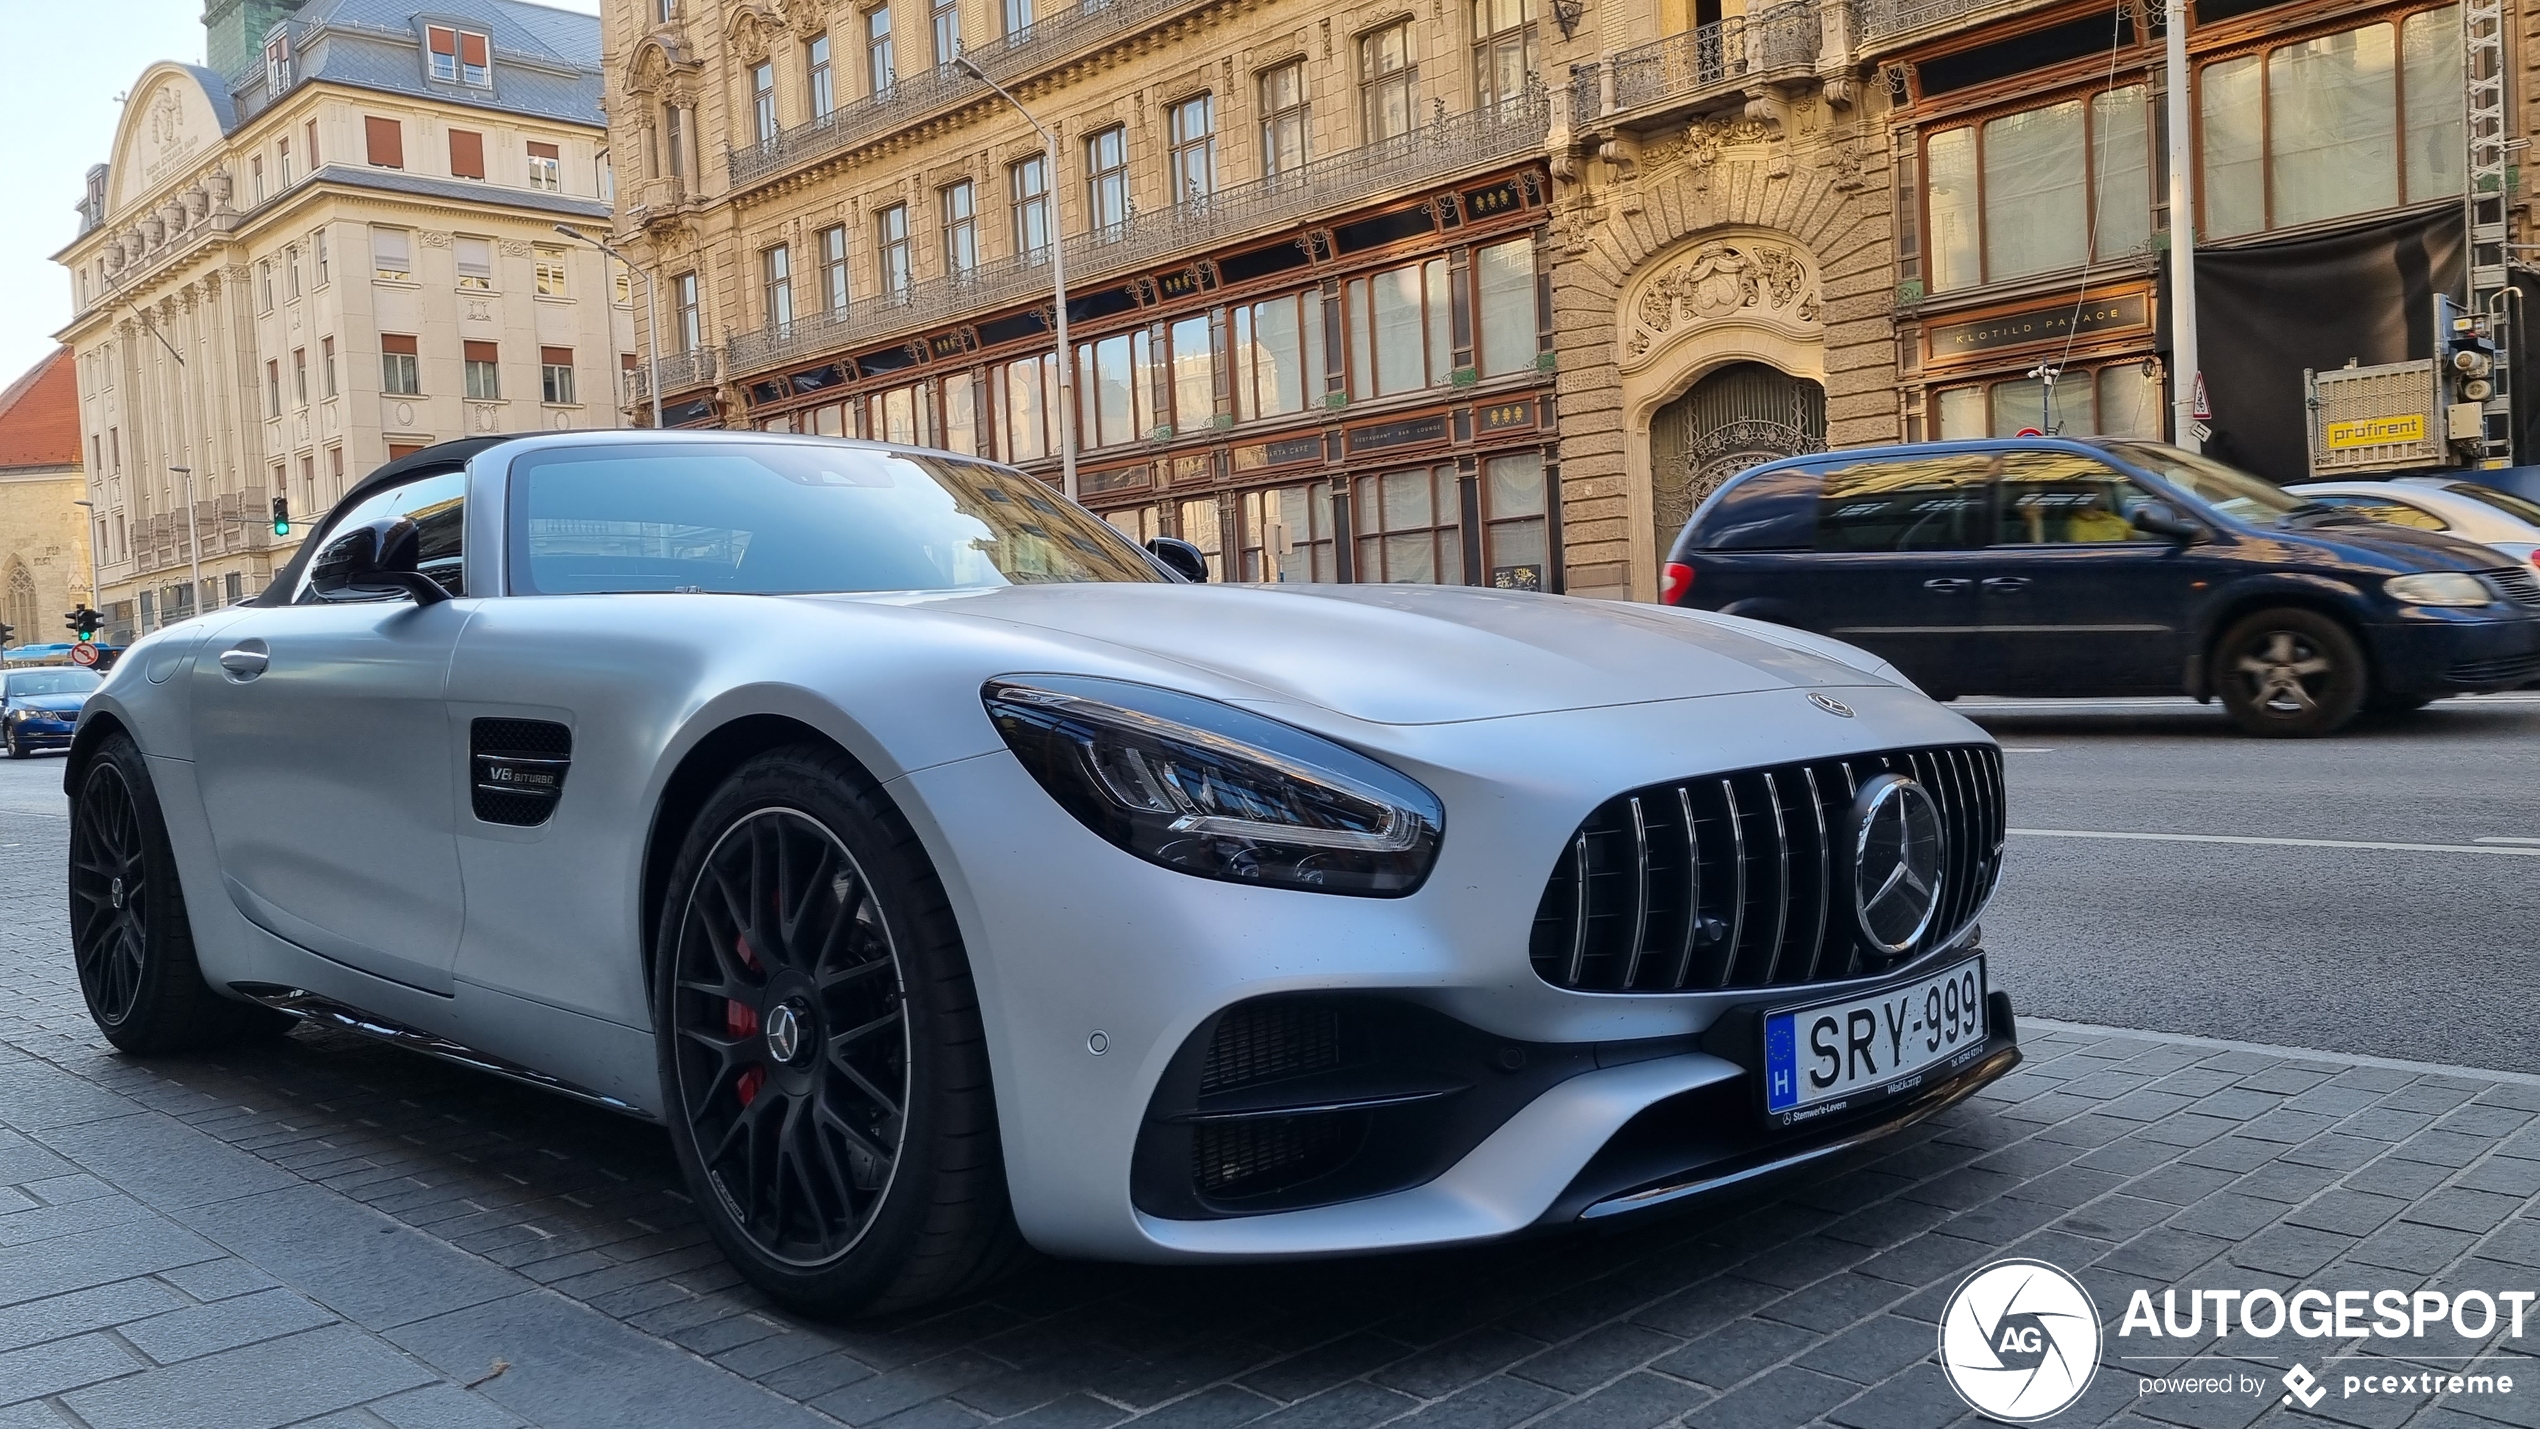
[1939,1259,2102,1422]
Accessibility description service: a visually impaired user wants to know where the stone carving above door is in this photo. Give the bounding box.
[1620,233,1821,374]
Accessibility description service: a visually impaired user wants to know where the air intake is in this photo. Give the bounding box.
[470,719,572,827]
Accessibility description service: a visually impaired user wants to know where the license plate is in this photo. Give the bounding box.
[1761,956,1987,1123]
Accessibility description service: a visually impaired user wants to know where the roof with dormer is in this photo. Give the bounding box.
[229,0,603,131]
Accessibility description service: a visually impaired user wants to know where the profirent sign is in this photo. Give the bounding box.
[2324,414,2426,449]
[2305,360,2444,476]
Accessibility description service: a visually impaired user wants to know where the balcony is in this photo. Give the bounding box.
[1572,3,1822,128]
[1851,0,2060,49]
[726,0,1211,191]
[631,347,720,399]
[720,92,1551,379]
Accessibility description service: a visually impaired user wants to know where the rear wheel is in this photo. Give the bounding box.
[652,745,1020,1317]
[2213,608,2367,738]
[68,734,290,1051]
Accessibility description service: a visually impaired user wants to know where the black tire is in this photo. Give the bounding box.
[652,744,1020,1317]
[2,728,18,758]
[68,734,292,1052]
[2213,608,2368,738]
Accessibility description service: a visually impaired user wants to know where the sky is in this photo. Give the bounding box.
[0,0,599,388]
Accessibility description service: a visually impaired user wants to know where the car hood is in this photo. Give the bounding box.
[5,695,87,715]
[840,582,1904,725]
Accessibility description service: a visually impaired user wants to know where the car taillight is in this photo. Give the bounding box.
[1659,562,1695,605]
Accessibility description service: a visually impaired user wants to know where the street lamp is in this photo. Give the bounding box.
[554,225,663,431]
[954,55,1078,501]
[168,465,203,626]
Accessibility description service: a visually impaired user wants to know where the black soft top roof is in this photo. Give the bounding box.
[253,435,525,606]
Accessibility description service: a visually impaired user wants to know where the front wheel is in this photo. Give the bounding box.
[2213,608,2367,737]
[652,745,1019,1317]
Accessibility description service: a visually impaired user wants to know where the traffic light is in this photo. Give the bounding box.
[65,606,102,643]
[271,495,291,537]
[2441,297,2497,403]
[0,621,14,649]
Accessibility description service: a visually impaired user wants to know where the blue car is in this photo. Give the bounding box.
[1662,438,2540,736]
[2,667,102,757]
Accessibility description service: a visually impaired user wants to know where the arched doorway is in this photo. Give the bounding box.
[1649,361,1826,536]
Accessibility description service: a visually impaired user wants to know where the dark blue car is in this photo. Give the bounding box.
[1,667,102,757]
[1662,438,2540,736]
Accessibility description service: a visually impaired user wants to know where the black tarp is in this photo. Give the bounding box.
[2179,204,2463,483]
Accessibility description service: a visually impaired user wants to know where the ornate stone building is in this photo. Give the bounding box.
[603,0,1564,590]
[56,0,629,639]
[0,351,93,650]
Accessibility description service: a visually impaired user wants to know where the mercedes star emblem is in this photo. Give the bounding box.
[1809,692,1855,718]
[1848,773,1945,955]
[764,1001,805,1065]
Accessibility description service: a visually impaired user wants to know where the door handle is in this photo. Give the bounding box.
[1922,578,1974,593]
[217,646,268,679]
[1981,576,2031,592]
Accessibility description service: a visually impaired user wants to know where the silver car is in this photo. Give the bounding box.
[2289,478,2540,567]
[64,431,2017,1315]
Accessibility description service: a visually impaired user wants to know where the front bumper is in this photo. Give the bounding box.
[2366,609,2540,694]
[3,718,73,750]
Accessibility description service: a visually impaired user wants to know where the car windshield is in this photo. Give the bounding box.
[2093,442,2314,526]
[507,441,1166,595]
[2444,482,2540,528]
[5,670,101,697]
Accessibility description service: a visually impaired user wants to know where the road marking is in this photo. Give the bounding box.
[2025,1016,2540,1087]
[2009,827,2540,857]
[2476,836,2540,846]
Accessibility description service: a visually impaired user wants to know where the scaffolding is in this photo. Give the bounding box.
[2465,0,2511,462]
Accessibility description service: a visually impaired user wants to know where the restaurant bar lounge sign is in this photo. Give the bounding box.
[1926,292,2150,363]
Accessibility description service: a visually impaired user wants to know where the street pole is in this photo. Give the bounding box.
[2163,0,2201,453]
[556,226,662,430]
[170,466,202,622]
[956,56,1078,501]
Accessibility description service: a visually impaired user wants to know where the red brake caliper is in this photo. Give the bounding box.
[729,934,764,1106]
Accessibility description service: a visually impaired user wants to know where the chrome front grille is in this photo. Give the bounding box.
[2483,566,2540,607]
[1528,745,2004,994]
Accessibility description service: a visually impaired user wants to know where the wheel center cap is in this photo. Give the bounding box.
[763,1000,808,1065]
[108,877,125,911]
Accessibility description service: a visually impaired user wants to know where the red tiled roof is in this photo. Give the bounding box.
[0,349,80,472]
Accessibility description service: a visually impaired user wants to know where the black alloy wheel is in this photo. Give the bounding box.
[654,745,1020,1315]
[2214,607,2367,738]
[68,733,290,1052]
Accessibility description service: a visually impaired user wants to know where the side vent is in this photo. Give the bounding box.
[471,719,572,827]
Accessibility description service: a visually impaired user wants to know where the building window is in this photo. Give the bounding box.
[1475,236,1537,377]
[427,26,491,85]
[876,205,911,300]
[821,224,849,310]
[305,117,320,166]
[1242,482,1341,582]
[614,264,632,304]
[292,347,309,406]
[265,359,282,418]
[286,245,302,299]
[1233,290,1326,420]
[1167,94,1215,202]
[866,381,936,445]
[265,29,291,96]
[327,445,345,499]
[808,34,835,119]
[1260,62,1310,178]
[1001,352,1059,460]
[541,347,576,404]
[258,260,275,312]
[658,0,676,19]
[940,181,977,278]
[464,340,500,399]
[321,335,337,397]
[941,373,981,454]
[278,136,294,186]
[251,155,266,202]
[866,6,895,95]
[1010,154,1051,259]
[364,115,403,167]
[372,226,411,280]
[752,62,778,144]
[1473,0,1537,112]
[313,228,330,284]
[456,236,495,290]
[448,127,486,180]
[382,334,420,394]
[527,140,561,191]
[1361,23,1418,143]
[1086,125,1129,234]
[1932,361,2164,439]
[1354,466,1461,583]
[1346,258,1452,398]
[2201,7,2461,239]
[1004,0,1032,37]
[1925,85,2151,293]
[598,149,615,202]
[762,243,794,330]
[1481,451,1550,588]
[535,245,568,296]
[663,103,687,184]
[675,272,702,351]
[932,0,960,63]
[1165,314,1216,433]
[1076,331,1155,447]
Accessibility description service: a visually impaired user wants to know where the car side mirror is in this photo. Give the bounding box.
[1146,536,1210,583]
[308,516,450,605]
[2130,501,2204,544]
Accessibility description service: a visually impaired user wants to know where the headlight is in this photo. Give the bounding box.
[2385,572,2495,607]
[983,675,1443,897]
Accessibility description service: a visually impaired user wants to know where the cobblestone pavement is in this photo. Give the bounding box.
[9,755,2540,1429]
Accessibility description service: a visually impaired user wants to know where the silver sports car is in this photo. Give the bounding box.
[65,431,2018,1315]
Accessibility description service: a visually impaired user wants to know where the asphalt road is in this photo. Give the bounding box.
[2,691,2533,1078]
[1960,691,2540,1074]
